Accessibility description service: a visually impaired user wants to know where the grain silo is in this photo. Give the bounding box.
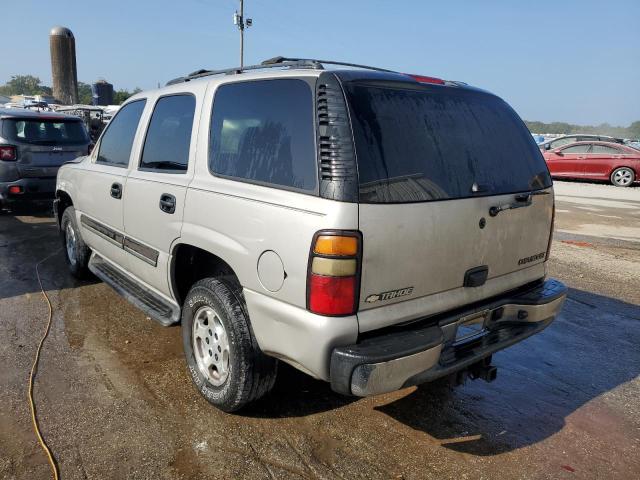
[91,79,114,106]
[49,26,78,105]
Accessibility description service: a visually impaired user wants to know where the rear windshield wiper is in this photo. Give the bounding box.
[489,190,549,217]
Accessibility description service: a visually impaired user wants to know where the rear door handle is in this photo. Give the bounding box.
[110,182,122,199]
[159,193,176,214]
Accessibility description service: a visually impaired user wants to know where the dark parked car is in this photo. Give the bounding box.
[0,108,90,208]
[542,141,639,187]
[540,134,624,151]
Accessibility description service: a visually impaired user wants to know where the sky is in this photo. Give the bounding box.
[2,0,639,126]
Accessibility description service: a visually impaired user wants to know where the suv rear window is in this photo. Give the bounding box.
[344,83,551,203]
[2,118,88,145]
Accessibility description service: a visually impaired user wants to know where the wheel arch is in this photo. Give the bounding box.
[55,189,74,226]
[171,243,242,306]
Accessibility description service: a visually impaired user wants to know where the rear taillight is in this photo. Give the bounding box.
[307,230,361,316]
[404,73,445,85]
[0,145,17,161]
[545,201,556,261]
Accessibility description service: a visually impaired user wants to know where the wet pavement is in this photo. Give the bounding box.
[0,181,639,479]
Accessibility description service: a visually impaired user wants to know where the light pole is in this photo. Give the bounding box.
[233,0,252,70]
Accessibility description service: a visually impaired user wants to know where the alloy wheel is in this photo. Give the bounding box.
[192,305,230,386]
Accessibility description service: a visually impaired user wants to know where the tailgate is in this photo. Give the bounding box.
[17,146,85,178]
[341,77,554,331]
[357,190,553,330]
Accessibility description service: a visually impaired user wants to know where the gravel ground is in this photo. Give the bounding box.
[0,180,638,479]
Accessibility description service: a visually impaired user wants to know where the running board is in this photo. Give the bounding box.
[89,253,180,326]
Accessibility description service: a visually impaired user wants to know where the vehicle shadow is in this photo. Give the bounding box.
[251,288,639,456]
[374,288,639,455]
[0,204,98,300]
[244,363,357,417]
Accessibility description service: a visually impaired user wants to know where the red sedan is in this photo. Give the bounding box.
[543,141,640,187]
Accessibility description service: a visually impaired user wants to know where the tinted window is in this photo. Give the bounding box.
[591,144,621,154]
[140,95,195,172]
[561,144,591,153]
[209,79,316,191]
[97,99,146,167]
[2,119,88,145]
[345,83,551,203]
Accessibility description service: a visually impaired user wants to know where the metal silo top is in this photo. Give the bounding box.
[50,26,74,37]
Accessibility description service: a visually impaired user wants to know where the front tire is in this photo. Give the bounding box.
[182,278,277,412]
[60,206,90,279]
[610,167,635,187]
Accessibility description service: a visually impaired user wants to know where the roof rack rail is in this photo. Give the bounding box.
[261,56,396,73]
[166,58,322,86]
[166,56,399,86]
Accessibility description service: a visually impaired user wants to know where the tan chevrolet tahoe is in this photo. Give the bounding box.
[54,57,567,412]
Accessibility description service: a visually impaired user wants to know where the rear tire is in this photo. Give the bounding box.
[610,167,635,187]
[60,206,91,279]
[182,278,277,412]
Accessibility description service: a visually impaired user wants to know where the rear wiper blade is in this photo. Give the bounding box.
[515,190,550,200]
[489,190,549,217]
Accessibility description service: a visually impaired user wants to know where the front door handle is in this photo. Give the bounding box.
[159,193,176,214]
[110,182,122,199]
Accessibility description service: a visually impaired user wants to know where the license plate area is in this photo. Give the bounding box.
[454,309,490,345]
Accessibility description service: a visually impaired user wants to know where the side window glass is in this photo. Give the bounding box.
[561,144,591,154]
[139,94,196,172]
[591,145,620,154]
[209,79,317,191]
[97,99,146,167]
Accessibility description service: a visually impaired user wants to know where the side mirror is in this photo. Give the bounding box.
[545,143,551,150]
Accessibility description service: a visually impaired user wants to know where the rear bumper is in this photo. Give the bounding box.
[330,278,567,396]
[0,177,56,202]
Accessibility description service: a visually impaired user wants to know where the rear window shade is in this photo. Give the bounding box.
[344,83,552,203]
[2,118,88,145]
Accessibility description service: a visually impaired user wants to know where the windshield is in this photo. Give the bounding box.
[344,83,551,203]
[2,118,88,146]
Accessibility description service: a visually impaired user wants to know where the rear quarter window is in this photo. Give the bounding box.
[209,79,317,192]
[344,83,551,203]
[591,145,621,154]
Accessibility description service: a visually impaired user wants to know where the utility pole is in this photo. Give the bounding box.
[233,0,252,70]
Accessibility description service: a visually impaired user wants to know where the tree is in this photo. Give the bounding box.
[113,87,142,105]
[628,121,640,139]
[525,119,640,139]
[0,75,47,96]
[77,82,93,105]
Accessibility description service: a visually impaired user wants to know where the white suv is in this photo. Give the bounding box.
[55,57,567,411]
